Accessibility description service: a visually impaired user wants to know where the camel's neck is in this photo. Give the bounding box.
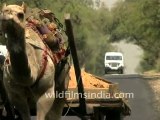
[9,48,30,77]
[6,23,30,78]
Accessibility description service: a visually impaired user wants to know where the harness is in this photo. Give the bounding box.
[36,47,48,82]
[26,21,65,63]
[26,21,67,86]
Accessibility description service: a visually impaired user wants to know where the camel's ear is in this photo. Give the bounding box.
[21,2,27,13]
[2,3,7,11]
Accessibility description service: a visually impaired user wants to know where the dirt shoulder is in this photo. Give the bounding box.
[143,71,160,117]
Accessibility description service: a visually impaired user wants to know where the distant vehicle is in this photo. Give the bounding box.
[104,52,124,74]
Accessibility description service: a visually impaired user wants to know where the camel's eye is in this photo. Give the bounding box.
[17,12,24,21]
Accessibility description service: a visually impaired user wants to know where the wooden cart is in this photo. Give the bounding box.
[63,15,131,120]
[62,76,131,120]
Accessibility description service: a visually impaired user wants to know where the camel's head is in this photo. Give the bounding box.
[1,3,26,34]
[1,3,26,22]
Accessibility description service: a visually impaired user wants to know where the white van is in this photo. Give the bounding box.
[104,52,124,74]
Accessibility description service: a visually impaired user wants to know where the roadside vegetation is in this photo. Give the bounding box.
[108,0,160,72]
[0,0,113,75]
[0,0,159,74]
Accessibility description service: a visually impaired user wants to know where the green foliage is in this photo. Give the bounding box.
[107,0,160,71]
[0,0,112,75]
[2,0,159,73]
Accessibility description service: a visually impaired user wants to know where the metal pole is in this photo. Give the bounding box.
[64,14,86,115]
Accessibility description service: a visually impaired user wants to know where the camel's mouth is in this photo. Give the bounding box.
[0,14,25,40]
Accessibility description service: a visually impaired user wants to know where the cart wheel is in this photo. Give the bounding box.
[104,68,108,74]
[118,69,123,74]
[105,110,123,120]
[91,107,105,120]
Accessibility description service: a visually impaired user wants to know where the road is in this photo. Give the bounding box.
[104,74,158,120]
[3,74,158,120]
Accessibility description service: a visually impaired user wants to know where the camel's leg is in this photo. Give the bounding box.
[3,81,31,120]
[45,62,70,120]
[37,60,70,120]
[3,82,31,120]
[36,87,55,120]
[11,95,31,120]
[45,98,65,120]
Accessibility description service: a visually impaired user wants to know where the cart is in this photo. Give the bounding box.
[62,15,131,120]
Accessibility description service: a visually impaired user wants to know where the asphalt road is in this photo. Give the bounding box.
[104,74,158,120]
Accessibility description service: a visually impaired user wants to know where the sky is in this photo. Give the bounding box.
[92,0,119,10]
[102,0,121,10]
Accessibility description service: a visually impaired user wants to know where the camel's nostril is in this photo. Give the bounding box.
[17,12,24,21]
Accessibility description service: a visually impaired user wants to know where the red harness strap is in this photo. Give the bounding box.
[36,48,48,82]
[32,46,63,88]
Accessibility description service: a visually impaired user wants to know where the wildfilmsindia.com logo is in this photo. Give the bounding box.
[45,90,134,99]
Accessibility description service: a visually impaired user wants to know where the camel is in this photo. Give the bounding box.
[0,3,70,120]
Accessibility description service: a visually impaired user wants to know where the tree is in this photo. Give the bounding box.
[0,0,113,75]
[107,0,160,71]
